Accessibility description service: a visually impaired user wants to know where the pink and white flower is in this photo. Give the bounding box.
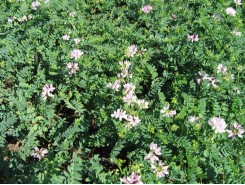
[142,5,152,13]
[226,122,244,138]
[123,92,137,105]
[217,64,227,74]
[226,7,236,16]
[31,1,40,10]
[73,38,80,44]
[123,83,136,94]
[151,160,169,178]
[160,103,176,117]
[188,116,200,123]
[127,115,141,127]
[234,0,242,6]
[120,172,143,184]
[125,45,138,58]
[111,109,128,121]
[144,143,162,163]
[137,99,149,109]
[70,49,84,60]
[62,34,70,40]
[69,11,76,17]
[208,117,227,133]
[66,62,79,74]
[197,71,219,88]
[119,60,131,70]
[187,34,199,42]
[210,78,219,88]
[41,84,55,100]
[231,30,241,36]
[107,80,121,91]
[31,147,48,160]
[8,17,14,23]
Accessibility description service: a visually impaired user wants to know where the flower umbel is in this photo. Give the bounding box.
[226,122,244,138]
[127,115,141,127]
[137,99,149,109]
[187,34,199,42]
[160,103,176,117]
[73,38,80,44]
[125,45,138,58]
[31,1,40,10]
[142,5,152,13]
[217,64,227,74]
[231,30,241,36]
[41,84,55,100]
[120,172,143,184]
[70,49,84,60]
[144,143,162,163]
[62,34,70,40]
[226,7,236,16]
[66,62,79,74]
[188,116,200,123]
[151,160,169,178]
[107,80,121,91]
[208,117,227,133]
[111,109,128,121]
[234,0,242,6]
[31,147,48,160]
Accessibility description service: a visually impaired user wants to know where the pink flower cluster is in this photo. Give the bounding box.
[118,60,132,79]
[62,34,70,40]
[62,34,82,75]
[226,7,236,16]
[41,84,55,100]
[111,109,128,121]
[196,70,219,88]
[234,0,242,6]
[62,34,81,44]
[226,122,244,138]
[188,116,200,123]
[70,49,83,60]
[107,60,149,109]
[31,0,49,10]
[125,45,138,58]
[107,80,121,91]
[108,55,149,130]
[142,5,152,13]
[231,30,242,36]
[111,109,141,128]
[120,172,143,184]
[69,11,76,17]
[208,117,227,133]
[217,64,227,74]
[151,160,169,178]
[8,15,32,23]
[144,143,169,178]
[188,116,202,128]
[108,60,133,91]
[31,1,40,10]
[73,38,81,44]
[187,34,199,42]
[66,62,79,74]
[144,143,162,163]
[123,83,149,109]
[208,117,244,138]
[31,147,48,160]
[160,103,176,117]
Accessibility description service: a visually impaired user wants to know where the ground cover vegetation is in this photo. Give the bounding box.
[0,0,244,183]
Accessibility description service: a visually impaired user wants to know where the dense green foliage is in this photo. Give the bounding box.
[0,0,244,183]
